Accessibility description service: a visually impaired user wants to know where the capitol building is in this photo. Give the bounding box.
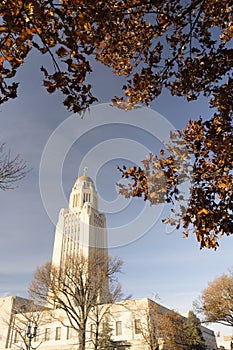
[0,175,217,350]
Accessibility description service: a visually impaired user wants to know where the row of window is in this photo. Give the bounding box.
[34,326,74,342]
[72,193,80,208]
[44,326,61,341]
[71,192,91,207]
[27,319,142,343]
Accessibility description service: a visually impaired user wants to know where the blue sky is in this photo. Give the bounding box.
[0,51,232,341]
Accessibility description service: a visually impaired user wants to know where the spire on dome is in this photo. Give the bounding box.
[83,166,88,176]
[74,167,93,185]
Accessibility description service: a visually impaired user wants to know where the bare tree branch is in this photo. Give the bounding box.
[0,143,29,190]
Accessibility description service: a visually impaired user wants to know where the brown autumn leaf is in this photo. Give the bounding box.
[0,0,232,247]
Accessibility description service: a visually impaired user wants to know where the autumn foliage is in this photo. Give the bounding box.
[0,0,231,112]
[115,0,232,249]
[119,104,233,249]
[1,0,232,248]
[194,270,233,327]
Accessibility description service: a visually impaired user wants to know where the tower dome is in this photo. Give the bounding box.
[75,175,94,184]
[69,174,98,211]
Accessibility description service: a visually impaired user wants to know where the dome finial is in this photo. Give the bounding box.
[83,166,88,176]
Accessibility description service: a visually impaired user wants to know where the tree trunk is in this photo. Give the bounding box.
[94,323,99,350]
[79,327,86,350]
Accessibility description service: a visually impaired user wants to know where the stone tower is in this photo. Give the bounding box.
[51,174,109,303]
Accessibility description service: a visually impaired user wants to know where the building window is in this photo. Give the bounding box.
[116,321,122,336]
[44,328,51,341]
[134,319,141,334]
[14,330,20,343]
[83,193,91,203]
[66,326,74,339]
[55,327,61,340]
[66,326,72,340]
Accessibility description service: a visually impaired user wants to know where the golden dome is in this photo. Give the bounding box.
[75,175,93,183]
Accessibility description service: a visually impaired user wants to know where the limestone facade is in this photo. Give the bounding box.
[52,175,109,303]
[0,297,217,350]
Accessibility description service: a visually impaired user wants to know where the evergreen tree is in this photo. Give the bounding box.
[98,320,115,350]
[186,311,206,350]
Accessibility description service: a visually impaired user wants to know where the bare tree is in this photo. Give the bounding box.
[130,299,190,350]
[0,143,28,190]
[29,254,123,350]
[140,309,160,350]
[89,280,125,350]
[125,299,160,350]
[1,299,45,350]
[134,309,159,350]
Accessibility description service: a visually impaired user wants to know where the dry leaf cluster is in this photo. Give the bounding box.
[1,0,232,247]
